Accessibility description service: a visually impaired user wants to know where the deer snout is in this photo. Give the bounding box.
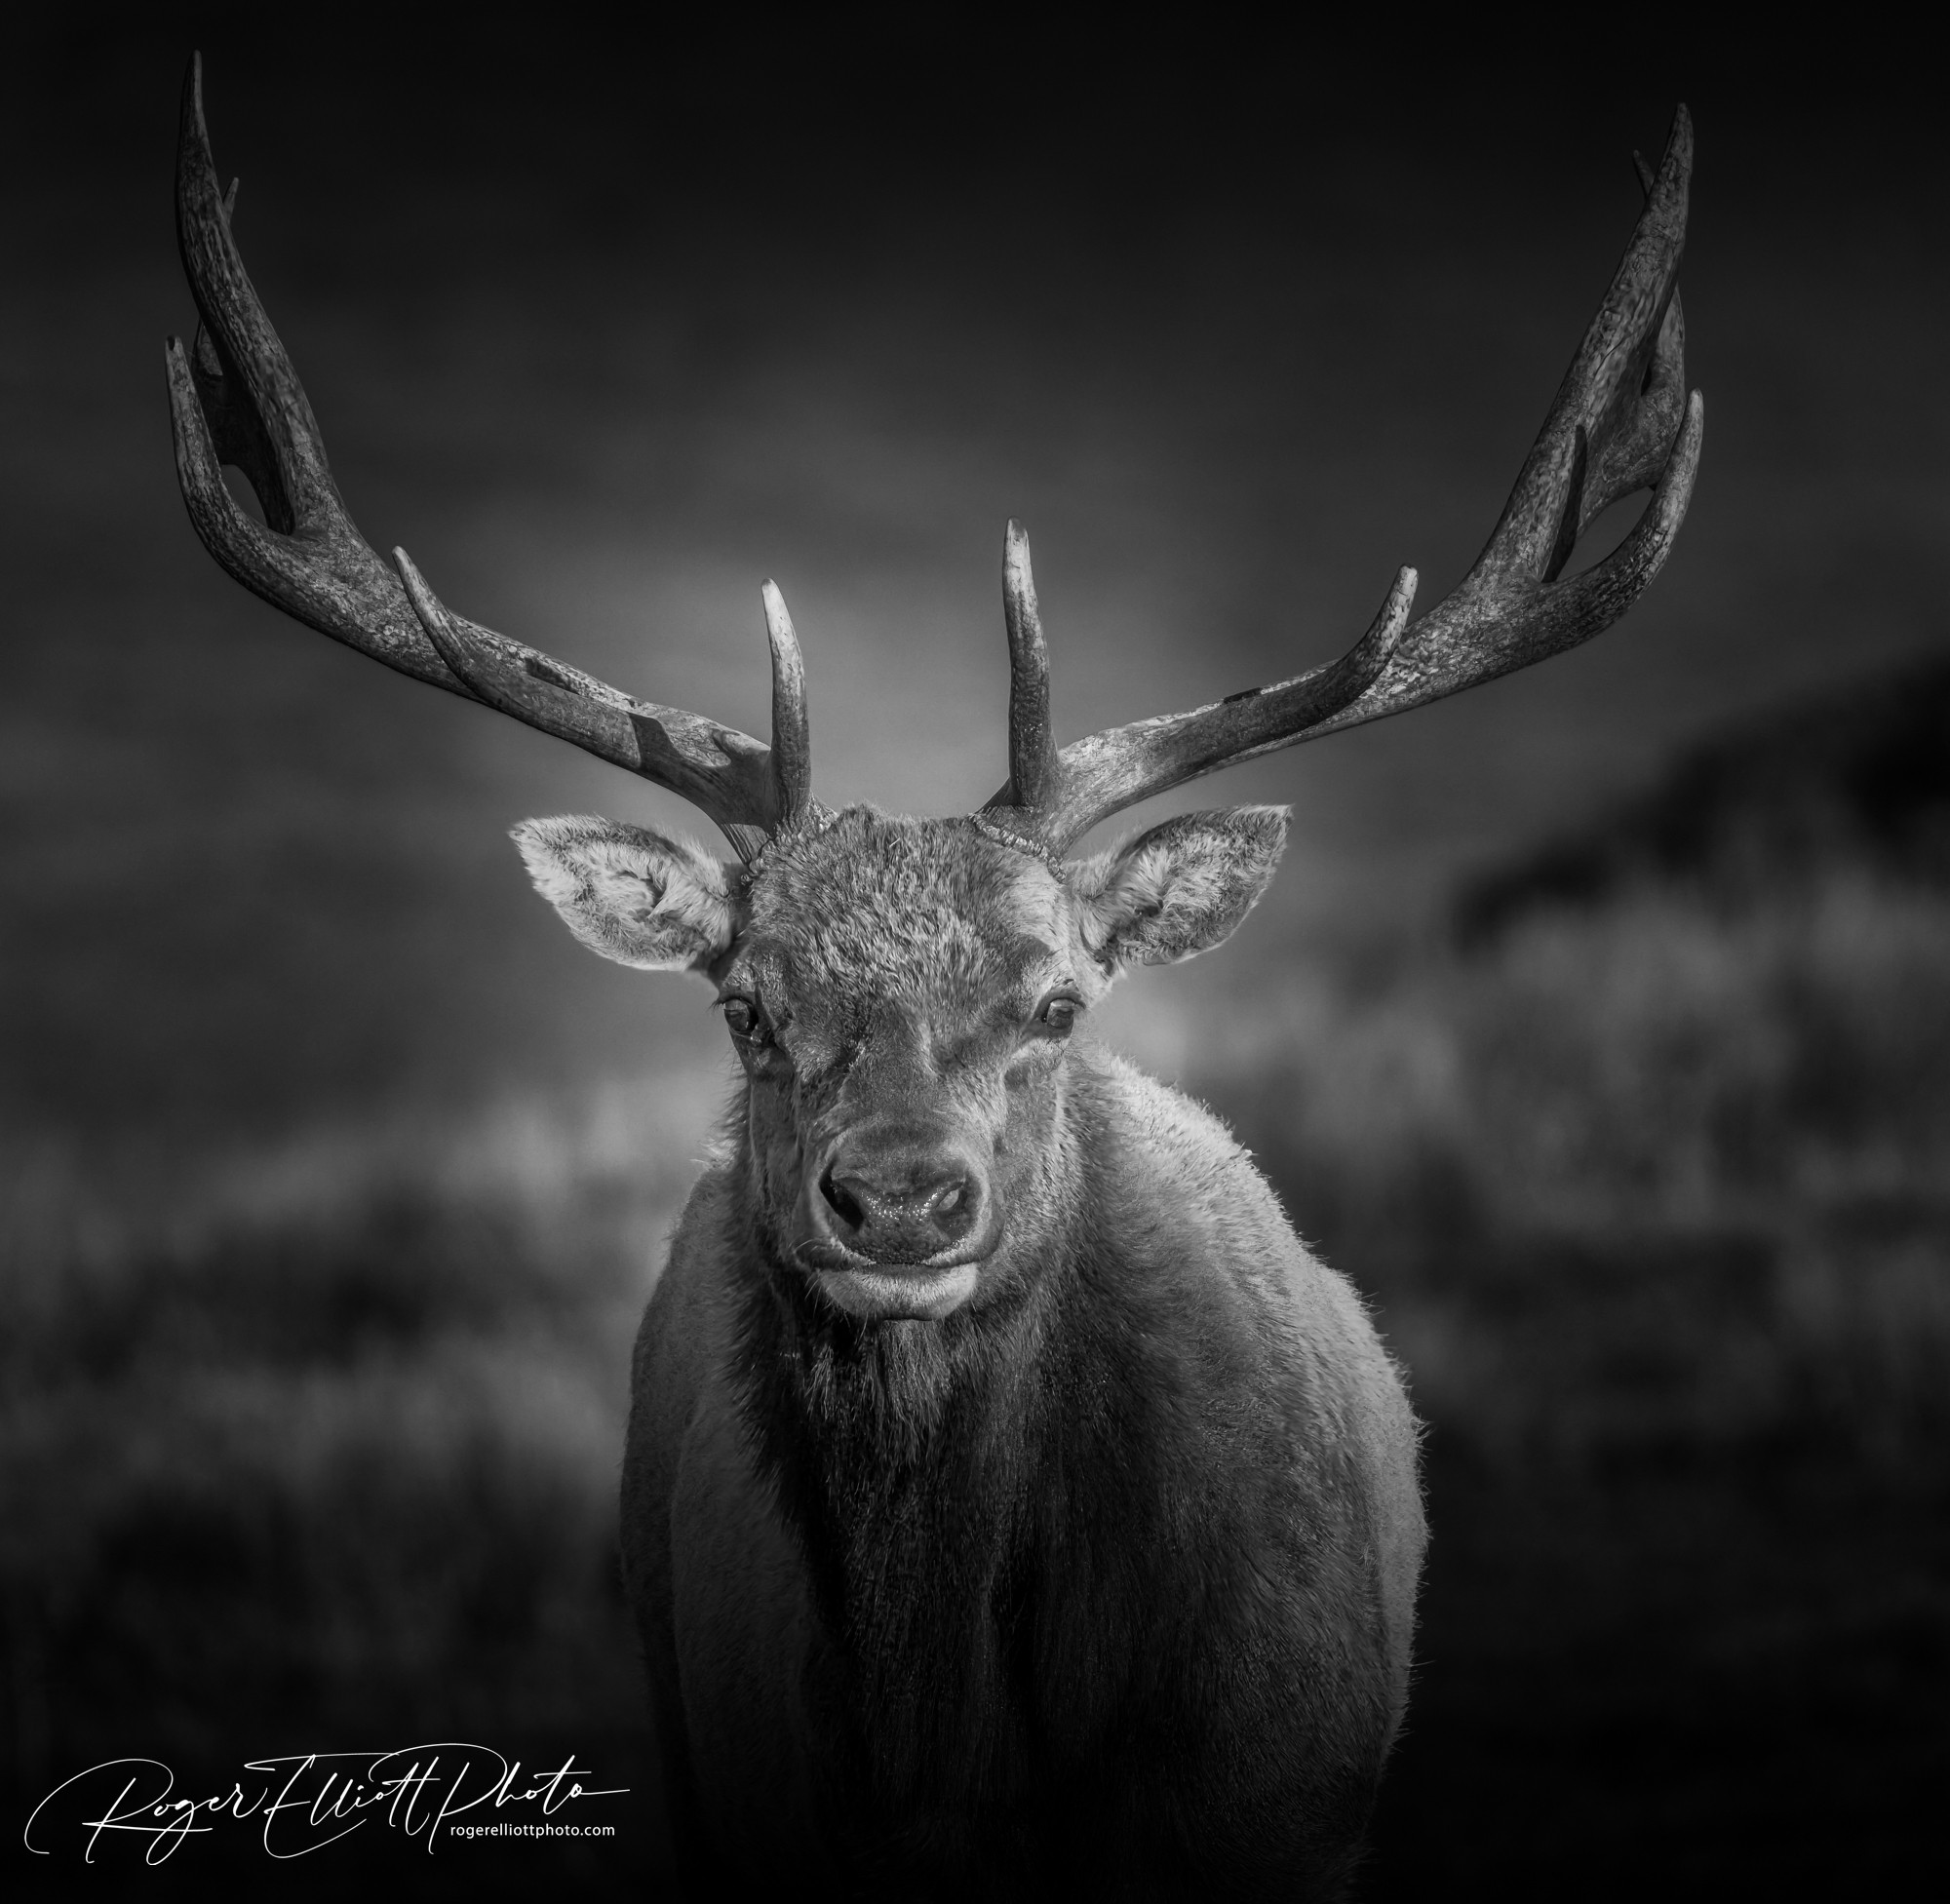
[810,1135,994,1267]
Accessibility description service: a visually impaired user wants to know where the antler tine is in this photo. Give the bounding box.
[984,106,1702,856]
[1000,522,1060,813]
[761,581,814,830]
[166,53,803,863]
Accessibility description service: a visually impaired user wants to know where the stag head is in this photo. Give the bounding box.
[515,801,1288,1319]
[167,56,1702,1321]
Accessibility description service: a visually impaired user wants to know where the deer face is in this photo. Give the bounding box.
[516,803,1288,1321]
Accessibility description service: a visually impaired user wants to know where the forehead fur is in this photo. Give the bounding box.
[744,809,1066,1000]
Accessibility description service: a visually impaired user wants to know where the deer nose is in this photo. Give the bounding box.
[815,1146,988,1263]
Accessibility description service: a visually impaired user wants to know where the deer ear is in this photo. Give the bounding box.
[1072,806,1289,969]
[512,816,741,973]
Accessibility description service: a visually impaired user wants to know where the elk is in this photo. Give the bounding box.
[167,55,1700,1898]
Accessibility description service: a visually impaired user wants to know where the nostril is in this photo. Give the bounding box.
[821,1170,866,1230]
[926,1178,978,1237]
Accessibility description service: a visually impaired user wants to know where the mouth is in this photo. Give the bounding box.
[797,1240,984,1321]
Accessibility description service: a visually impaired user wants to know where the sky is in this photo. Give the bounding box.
[4,18,1946,1185]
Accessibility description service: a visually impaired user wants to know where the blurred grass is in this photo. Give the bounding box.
[1224,870,1950,1475]
[1,1070,728,1895]
[4,671,1949,1892]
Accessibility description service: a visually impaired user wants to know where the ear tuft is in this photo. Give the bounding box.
[511,816,740,973]
[1072,806,1289,969]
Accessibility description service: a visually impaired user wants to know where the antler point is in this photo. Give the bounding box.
[760,579,797,644]
[184,51,208,137]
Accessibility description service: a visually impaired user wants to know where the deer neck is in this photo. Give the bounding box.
[726,1112,1084,1813]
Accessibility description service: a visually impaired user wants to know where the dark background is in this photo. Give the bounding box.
[5,12,1946,1896]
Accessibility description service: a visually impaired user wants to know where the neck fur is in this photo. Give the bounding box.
[729,1158,1073,1843]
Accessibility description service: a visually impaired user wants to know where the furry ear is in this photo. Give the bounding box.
[511,816,740,973]
[1072,806,1289,969]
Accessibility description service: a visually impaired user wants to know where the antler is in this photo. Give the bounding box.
[164,55,813,864]
[985,107,1704,855]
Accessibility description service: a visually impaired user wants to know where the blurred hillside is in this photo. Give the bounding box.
[1458,651,1950,940]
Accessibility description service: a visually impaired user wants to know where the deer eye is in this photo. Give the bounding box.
[721,995,766,1042]
[1034,992,1080,1036]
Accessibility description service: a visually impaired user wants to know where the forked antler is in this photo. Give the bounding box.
[983,109,1704,854]
[164,55,812,864]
